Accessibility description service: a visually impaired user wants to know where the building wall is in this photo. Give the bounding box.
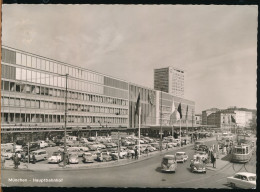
[168,67,184,98]
[154,66,184,98]
[155,91,195,127]
[128,84,156,128]
[202,108,219,125]
[1,46,129,133]
[154,68,169,93]
[195,114,202,125]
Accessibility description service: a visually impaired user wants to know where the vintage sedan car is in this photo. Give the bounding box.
[161,155,177,173]
[190,159,206,173]
[194,141,205,150]
[227,172,256,189]
[68,153,79,164]
[175,152,188,163]
[82,152,95,163]
[197,144,209,152]
[46,140,56,147]
[193,151,208,161]
[96,152,112,162]
[1,149,14,160]
[48,151,63,163]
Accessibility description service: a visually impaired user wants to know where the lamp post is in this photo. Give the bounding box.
[63,74,68,167]
[160,89,163,151]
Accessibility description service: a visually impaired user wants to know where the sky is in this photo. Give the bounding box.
[2,5,257,113]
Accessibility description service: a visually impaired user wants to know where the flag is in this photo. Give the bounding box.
[231,115,236,123]
[171,99,176,114]
[135,92,141,115]
[177,103,182,119]
[170,99,178,125]
[186,105,189,120]
[148,93,154,106]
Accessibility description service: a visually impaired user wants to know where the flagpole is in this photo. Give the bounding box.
[138,107,141,156]
[180,119,181,147]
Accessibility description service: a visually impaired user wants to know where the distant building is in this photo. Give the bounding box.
[226,108,253,128]
[207,110,235,129]
[202,108,219,125]
[195,114,202,125]
[154,66,184,98]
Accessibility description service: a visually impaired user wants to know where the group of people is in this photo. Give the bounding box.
[208,146,217,168]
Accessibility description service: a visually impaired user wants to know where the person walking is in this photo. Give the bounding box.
[145,147,149,157]
[134,148,138,160]
[32,153,36,164]
[13,153,20,169]
[211,151,216,168]
[166,143,168,150]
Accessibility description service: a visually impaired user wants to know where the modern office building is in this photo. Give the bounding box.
[1,46,129,142]
[1,46,195,143]
[154,66,185,98]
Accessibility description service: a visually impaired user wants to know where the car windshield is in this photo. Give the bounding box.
[176,153,183,156]
[199,152,205,155]
[70,154,77,158]
[53,152,60,156]
[248,176,256,181]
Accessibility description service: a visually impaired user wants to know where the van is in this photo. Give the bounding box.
[38,141,48,148]
[30,149,48,162]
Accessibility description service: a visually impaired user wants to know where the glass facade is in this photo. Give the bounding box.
[1,46,195,137]
[1,47,129,133]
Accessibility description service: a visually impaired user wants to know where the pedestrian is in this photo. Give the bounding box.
[213,151,217,168]
[13,153,20,169]
[184,139,186,145]
[134,148,138,160]
[32,153,36,164]
[131,151,134,159]
[166,143,168,150]
[145,147,149,157]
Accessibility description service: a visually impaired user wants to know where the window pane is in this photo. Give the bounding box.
[27,56,32,67]
[31,57,36,68]
[45,74,50,85]
[22,54,26,66]
[36,58,41,69]
[21,69,27,81]
[16,53,21,65]
[32,71,37,83]
[16,68,22,80]
[27,70,32,82]
[41,60,45,71]
[46,61,50,71]
[49,62,54,72]
[54,63,57,73]
[41,73,46,85]
[36,72,41,84]
[49,75,54,86]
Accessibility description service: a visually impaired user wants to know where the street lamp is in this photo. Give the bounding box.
[160,89,163,151]
[63,74,68,167]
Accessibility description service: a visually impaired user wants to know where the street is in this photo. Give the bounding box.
[1,140,256,188]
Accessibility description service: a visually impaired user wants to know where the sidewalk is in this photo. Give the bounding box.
[2,136,219,172]
[206,153,231,171]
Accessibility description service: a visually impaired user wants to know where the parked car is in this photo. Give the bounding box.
[68,153,79,164]
[82,152,95,163]
[48,151,63,163]
[197,144,208,152]
[37,140,48,148]
[193,151,208,161]
[46,140,56,147]
[96,152,112,162]
[88,137,96,142]
[194,141,205,150]
[1,149,14,160]
[161,155,177,173]
[227,172,256,189]
[68,147,84,157]
[80,138,89,143]
[29,150,48,162]
[175,152,188,163]
[23,142,40,152]
[190,159,206,173]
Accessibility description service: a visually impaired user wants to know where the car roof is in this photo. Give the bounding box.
[236,172,256,177]
[163,155,175,159]
[176,152,185,154]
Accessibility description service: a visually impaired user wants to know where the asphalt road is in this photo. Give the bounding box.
[1,140,256,188]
